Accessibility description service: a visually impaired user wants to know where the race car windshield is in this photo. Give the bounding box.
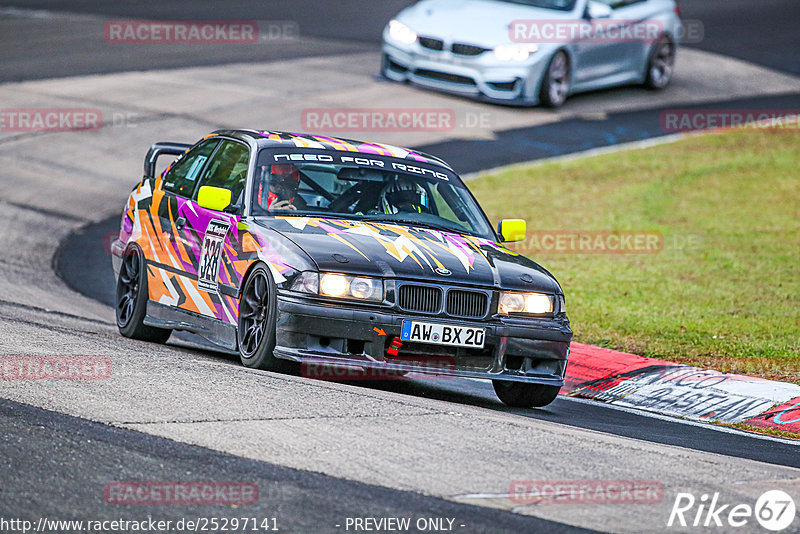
[250,158,494,239]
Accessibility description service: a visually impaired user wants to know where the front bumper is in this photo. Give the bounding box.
[274,293,572,385]
[381,40,551,106]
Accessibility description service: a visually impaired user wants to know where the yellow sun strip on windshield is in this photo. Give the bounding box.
[327,233,370,260]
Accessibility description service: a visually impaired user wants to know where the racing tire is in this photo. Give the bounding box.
[644,35,675,90]
[492,380,560,408]
[539,50,570,108]
[115,246,172,343]
[237,264,284,371]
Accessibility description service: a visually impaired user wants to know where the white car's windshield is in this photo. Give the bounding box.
[251,155,494,239]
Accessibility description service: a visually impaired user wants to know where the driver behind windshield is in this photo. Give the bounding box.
[379,176,430,214]
[256,163,307,211]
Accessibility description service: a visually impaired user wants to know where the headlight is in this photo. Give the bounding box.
[319,273,383,302]
[292,272,384,302]
[388,19,418,45]
[498,291,553,315]
[290,272,319,294]
[493,44,538,62]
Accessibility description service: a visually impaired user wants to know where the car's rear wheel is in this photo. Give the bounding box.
[644,35,675,89]
[237,264,283,371]
[492,380,560,408]
[116,246,171,343]
[540,50,570,108]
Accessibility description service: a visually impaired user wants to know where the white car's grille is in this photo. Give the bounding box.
[451,43,488,56]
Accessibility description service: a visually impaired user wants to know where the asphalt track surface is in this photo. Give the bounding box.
[3,1,800,532]
[1,398,591,533]
[1,0,799,80]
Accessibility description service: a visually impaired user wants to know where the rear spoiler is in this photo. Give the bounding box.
[143,142,192,181]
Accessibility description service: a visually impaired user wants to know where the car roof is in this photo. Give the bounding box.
[211,129,454,171]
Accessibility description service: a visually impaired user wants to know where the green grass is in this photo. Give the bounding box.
[719,422,800,441]
[469,128,800,383]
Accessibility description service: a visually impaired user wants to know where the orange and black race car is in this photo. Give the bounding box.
[111,130,572,407]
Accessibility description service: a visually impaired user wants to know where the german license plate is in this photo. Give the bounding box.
[401,320,485,348]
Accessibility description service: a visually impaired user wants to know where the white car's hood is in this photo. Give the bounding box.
[398,0,578,46]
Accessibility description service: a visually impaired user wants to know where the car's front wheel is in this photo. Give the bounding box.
[237,264,284,371]
[539,50,570,108]
[116,245,171,343]
[492,380,560,408]
[644,35,675,89]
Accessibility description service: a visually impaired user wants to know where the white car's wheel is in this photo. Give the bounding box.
[540,50,570,108]
[644,35,675,89]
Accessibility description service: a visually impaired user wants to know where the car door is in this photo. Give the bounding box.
[181,138,251,326]
[571,0,650,87]
[602,0,656,77]
[148,138,220,317]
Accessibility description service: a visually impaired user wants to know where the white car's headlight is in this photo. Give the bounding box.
[498,291,553,315]
[388,19,418,45]
[493,44,539,62]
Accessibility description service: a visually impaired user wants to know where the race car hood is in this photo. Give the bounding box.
[261,216,561,294]
[396,0,576,47]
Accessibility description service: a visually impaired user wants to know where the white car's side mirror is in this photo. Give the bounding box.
[586,1,613,19]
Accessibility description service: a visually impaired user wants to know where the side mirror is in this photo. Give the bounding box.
[585,1,612,19]
[197,186,233,212]
[497,219,527,242]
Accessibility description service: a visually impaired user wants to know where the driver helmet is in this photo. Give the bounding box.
[380,176,429,214]
[259,163,300,209]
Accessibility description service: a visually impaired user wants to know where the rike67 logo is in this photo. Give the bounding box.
[668,490,796,531]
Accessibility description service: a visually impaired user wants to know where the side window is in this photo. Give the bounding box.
[193,140,250,210]
[162,140,219,198]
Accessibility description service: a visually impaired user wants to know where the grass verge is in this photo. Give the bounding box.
[470,127,800,384]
